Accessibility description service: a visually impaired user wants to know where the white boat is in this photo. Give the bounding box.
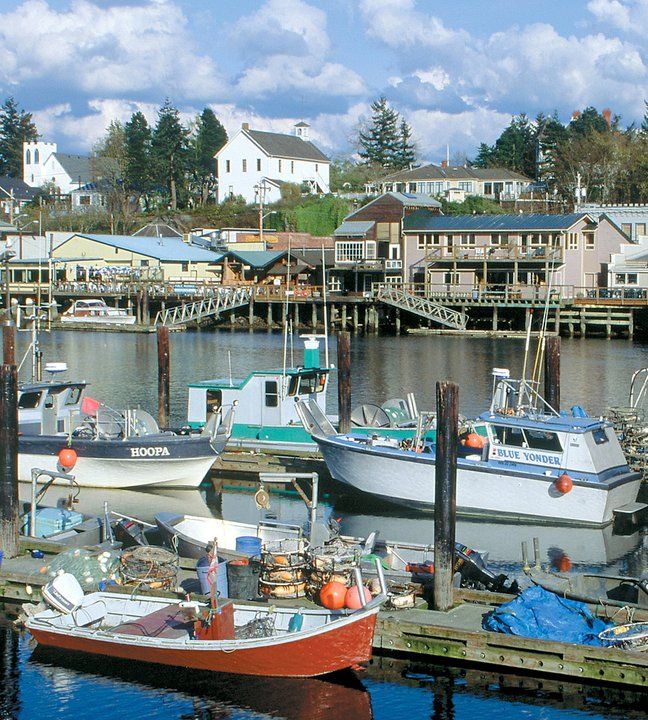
[296,369,644,527]
[60,299,136,325]
[18,375,235,489]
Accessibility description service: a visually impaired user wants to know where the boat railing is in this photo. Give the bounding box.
[28,467,79,537]
[491,376,558,417]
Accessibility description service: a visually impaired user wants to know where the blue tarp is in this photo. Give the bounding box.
[483,585,611,646]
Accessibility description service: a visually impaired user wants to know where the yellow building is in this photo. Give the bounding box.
[52,233,224,282]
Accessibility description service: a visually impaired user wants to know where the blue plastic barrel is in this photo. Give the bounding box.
[196,556,228,597]
[235,536,262,556]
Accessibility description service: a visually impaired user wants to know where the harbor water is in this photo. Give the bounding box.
[3,329,648,714]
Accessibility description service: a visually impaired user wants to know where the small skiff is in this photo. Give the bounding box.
[26,586,384,677]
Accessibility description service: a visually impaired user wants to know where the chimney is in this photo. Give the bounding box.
[242,122,250,131]
[602,108,612,127]
[441,160,448,168]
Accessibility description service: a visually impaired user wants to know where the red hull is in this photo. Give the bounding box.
[29,614,377,678]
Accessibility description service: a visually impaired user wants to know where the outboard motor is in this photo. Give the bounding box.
[454,543,518,593]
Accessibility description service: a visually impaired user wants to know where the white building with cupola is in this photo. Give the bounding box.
[23,141,92,195]
[215,122,330,204]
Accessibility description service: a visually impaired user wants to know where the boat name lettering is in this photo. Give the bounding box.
[491,447,561,465]
[130,446,171,458]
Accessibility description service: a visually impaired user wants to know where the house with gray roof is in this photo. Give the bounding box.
[402,212,628,297]
[379,163,532,202]
[579,203,648,243]
[215,122,330,204]
[23,141,93,195]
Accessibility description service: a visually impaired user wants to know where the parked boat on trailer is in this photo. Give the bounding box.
[60,298,136,325]
[18,364,235,489]
[296,368,644,527]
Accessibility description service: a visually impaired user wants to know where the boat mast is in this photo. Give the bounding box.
[281,235,292,398]
[321,243,329,368]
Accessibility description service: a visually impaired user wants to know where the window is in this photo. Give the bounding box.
[265,381,279,407]
[567,232,579,250]
[491,233,507,245]
[493,425,525,447]
[460,234,475,246]
[25,149,31,164]
[417,233,428,250]
[592,428,609,445]
[584,233,595,250]
[365,241,376,260]
[34,149,39,163]
[225,160,230,173]
[65,387,83,406]
[628,273,638,284]
[256,158,261,171]
[181,262,189,272]
[484,183,492,195]
[637,224,646,238]
[622,223,632,237]
[524,429,562,452]
[18,391,42,409]
[291,161,295,173]
[444,271,460,285]
[288,372,327,396]
[315,164,318,172]
[140,259,149,267]
[115,247,119,254]
[335,241,364,263]
[242,159,247,172]
[79,195,91,205]
[278,159,282,172]
[458,181,473,192]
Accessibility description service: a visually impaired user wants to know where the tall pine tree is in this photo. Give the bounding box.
[358,96,400,168]
[124,111,152,201]
[394,119,416,170]
[189,108,227,205]
[0,97,38,177]
[151,99,189,210]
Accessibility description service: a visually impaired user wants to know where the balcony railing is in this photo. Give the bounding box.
[416,244,563,264]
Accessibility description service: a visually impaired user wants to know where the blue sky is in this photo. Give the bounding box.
[0,0,646,162]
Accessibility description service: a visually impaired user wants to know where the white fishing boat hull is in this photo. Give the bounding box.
[317,436,642,527]
[60,315,136,326]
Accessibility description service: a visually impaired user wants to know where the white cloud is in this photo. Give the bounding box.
[0,0,226,99]
[587,0,648,34]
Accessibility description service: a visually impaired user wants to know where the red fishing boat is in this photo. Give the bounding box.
[26,581,384,678]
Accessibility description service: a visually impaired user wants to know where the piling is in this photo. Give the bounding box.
[157,325,170,428]
[142,288,150,325]
[337,331,351,434]
[433,380,459,611]
[2,325,14,365]
[248,296,254,326]
[544,336,561,413]
[0,364,19,558]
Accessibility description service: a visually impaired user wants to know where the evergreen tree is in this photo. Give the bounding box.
[568,107,612,137]
[640,101,648,133]
[124,111,152,200]
[189,108,227,205]
[151,99,189,210]
[474,114,536,178]
[0,97,38,177]
[393,119,416,170]
[358,96,400,168]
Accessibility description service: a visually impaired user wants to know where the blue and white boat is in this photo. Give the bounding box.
[296,369,643,527]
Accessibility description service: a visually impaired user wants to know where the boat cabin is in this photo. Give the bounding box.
[187,337,329,430]
[19,380,87,435]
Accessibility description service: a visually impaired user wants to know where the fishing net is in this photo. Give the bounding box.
[235,615,276,639]
[34,548,121,590]
[120,546,178,590]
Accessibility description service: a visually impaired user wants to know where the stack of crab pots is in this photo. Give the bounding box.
[306,543,361,601]
[259,539,308,599]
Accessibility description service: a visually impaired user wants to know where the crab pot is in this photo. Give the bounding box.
[226,559,261,600]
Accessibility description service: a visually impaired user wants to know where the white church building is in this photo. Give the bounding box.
[23,141,92,195]
[215,122,330,204]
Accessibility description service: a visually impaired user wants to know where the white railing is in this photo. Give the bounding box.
[154,286,253,327]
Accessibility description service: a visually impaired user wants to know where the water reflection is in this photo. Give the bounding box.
[0,627,20,720]
[29,643,373,720]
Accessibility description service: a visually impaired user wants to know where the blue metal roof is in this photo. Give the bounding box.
[333,220,375,237]
[403,211,590,233]
[227,250,286,268]
[71,234,224,262]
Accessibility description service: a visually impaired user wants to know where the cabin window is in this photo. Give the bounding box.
[524,429,562,452]
[287,372,326,396]
[265,381,279,407]
[65,387,83,405]
[206,390,221,416]
[492,425,525,447]
[18,391,42,409]
[592,428,609,445]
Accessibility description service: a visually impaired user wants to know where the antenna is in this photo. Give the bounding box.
[321,244,329,368]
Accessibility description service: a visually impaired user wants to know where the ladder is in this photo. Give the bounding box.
[154,287,253,327]
[375,285,468,330]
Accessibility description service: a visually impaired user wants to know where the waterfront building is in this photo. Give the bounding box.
[402,212,629,297]
[215,122,330,204]
[331,192,441,292]
[23,141,92,195]
[579,203,648,242]
[378,164,532,202]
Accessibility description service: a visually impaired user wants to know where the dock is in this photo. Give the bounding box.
[2,539,647,689]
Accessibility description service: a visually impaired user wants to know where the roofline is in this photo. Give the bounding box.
[60,234,222,262]
[403,213,593,233]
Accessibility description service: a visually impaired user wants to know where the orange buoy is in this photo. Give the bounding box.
[58,447,78,470]
[553,554,572,572]
[465,433,485,449]
[555,473,573,494]
[345,585,372,609]
[320,581,347,609]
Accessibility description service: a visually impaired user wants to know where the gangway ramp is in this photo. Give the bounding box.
[375,285,468,331]
[154,287,253,327]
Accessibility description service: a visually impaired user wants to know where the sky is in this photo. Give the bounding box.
[0,0,647,162]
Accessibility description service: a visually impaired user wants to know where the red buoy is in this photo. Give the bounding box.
[345,585,372,609]
[58,447,78,470]
[465,433,485,449]
[320,581,347,609]
[555,473,573,494]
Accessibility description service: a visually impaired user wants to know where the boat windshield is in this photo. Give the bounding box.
[491,424,563,452]
[288,372,327,396]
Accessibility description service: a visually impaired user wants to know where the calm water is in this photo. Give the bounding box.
[1,622,647,720]
[4,329,648,715]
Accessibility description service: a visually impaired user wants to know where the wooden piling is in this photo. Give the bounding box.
[2,325,14,365]
[341,304,347,330]
[156,325,170,428]
[433,380,459,612]
[0,364,19,558]
[544,335,561,413]
[142,288,150,325]
[337,331,351,434]
[395,308,401,334]
[311,302,317,330]
[248,296,254,327]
